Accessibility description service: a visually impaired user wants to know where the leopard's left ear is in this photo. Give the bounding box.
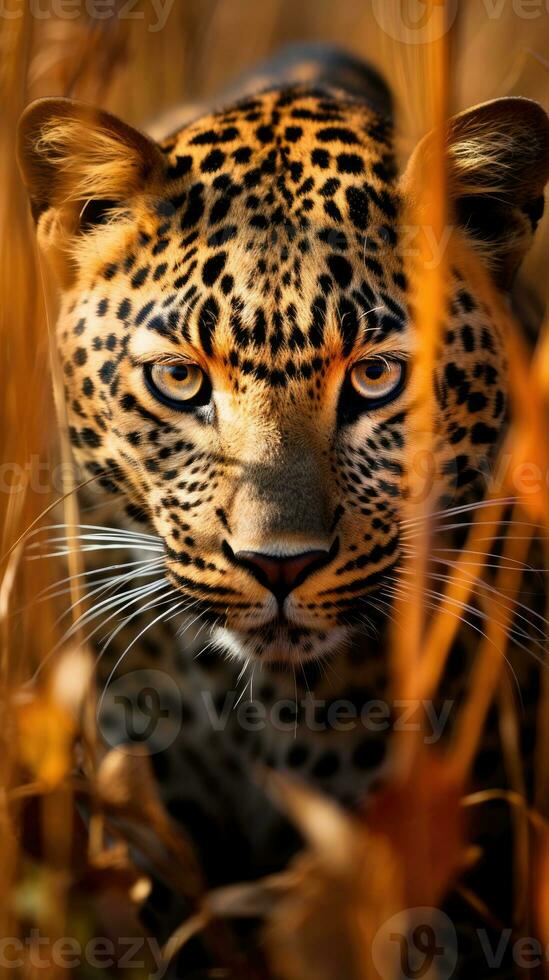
[18,98,167,284]
[402,97,549,287]
[18,97,166,221]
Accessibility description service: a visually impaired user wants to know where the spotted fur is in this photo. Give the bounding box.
[19,48,549,665]
[18,45,549,976]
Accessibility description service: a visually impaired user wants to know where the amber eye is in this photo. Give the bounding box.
[349,358,405,403]
[144,363,211,410]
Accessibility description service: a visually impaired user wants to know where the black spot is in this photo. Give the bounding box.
[201,149,225,173]
[135,301,155,326]
[311,149,330,168]
[117,298,132,320]
[250,214,269,229]
[290,162,304,182]
[131,267,149,289]
[81,427,101,448]
[370,188,398,220]
[153,263,168,282]
[339,299,359,356]
[450,426,467,444]
[461,325,475,352]
[337,153,364,174]
[309,295,327,348]
[467,392,487,412]
[167,155,193,180]
[221,274,234,295]
[99,361,116,384]
[202,252,227,286]
[256,124,274,143]
[147,316,171,337]
[207,225,237,247]
[320,178,340,197]
[315,192,335,215]
[181,184,205,230]
[233,146,252,164]
[253,309,266,346]
[198,296,220,357]
[327,253,353,288]
[471,422,498,444]
[346,186,369,230]
[210,196,231,224]
[190,127,240,146]
[317,126,358,144]
[73,347,87,366]
[458,289,476,313]
[120,393,136,411]
[152,238,170,256]
[393,271,407,291]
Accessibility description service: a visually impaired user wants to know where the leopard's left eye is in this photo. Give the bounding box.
[144,363,211,410]
[349,358,405,404]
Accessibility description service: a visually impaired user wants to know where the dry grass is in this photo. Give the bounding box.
[1,1,549,977]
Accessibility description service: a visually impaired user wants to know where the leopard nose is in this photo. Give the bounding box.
[235,549,330,600]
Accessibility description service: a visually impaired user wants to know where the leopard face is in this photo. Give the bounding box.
[18,80,549,664]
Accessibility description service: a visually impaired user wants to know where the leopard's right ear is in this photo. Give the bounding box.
[17,98,166,269]
[401,97,549,288]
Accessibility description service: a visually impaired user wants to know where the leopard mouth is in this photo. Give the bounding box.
[214,618,350,664]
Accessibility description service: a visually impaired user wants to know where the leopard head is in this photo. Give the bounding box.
[18,85,549,663]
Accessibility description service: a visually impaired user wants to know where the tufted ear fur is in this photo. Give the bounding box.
[402,97,549,287]
[17,98,166,281]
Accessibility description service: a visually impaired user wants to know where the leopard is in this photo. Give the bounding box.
[18,43,549,978]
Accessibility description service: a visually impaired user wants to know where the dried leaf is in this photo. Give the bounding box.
[16,694,74,788]
[364,749,465,908]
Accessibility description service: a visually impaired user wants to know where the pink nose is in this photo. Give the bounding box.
[235,549,329,600]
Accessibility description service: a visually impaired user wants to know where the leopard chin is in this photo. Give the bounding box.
[214,622,350,665]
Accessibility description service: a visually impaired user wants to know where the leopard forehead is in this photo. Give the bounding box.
[66,85,409,378]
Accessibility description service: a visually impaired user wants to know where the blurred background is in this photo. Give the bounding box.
[1,1,549,976]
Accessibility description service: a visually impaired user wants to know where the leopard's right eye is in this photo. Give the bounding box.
[349,358,404,403]
[144,362,211,410]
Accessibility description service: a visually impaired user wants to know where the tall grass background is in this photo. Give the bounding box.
[1,1,549,977]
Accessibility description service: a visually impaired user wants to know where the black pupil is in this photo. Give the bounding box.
[365,362,385,380]
[169,365,190,382]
